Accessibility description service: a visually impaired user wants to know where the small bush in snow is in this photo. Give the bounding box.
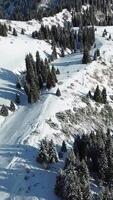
[0,105,8,117]
[9,100,15,112]
[56,88,61,97]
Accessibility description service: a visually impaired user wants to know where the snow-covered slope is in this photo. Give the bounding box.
[0,9,113,200]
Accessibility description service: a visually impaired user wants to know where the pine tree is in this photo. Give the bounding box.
[9,25,12,32]
[36,51,41,75]
[0,23,8,37]
[21,28,25,35]
[87,90,92,99]
[93,85,102,103]
[51,65,57,83]
[16,82,21,89]
[56,68,60,75]
[49,139,58,163]
[61,47,65,57]
[61,141,67,152]
[96,49,100,57]
[46,71,56,89]
[37,139,58,167]
[52,45,57,60]
[101,88,107,104]
[0,105,8,116]
[13,28,18,36]
[9,101,15,112]
[94,50,97,60]
[56,88,61,97]
[109,34,111,40]
[15,93,20,104]
[25,53,40,103]
[82,47,91,64]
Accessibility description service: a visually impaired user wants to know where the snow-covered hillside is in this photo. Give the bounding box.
[0,9,113,200]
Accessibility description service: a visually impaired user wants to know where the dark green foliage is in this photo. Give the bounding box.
[61,141,67,152]
[1,0,113,26]
[102,88,107,104]
[56,68,60,75]
[0,105,8,116]
[73,129,113,183]
[87,90,92,99]
[25,53,40,103]
[61,47,65,57]
[93,85,102,103]
[56,88,61,97]
[9,101,15,112]
[9,25,12,32]
[96,49,100,57]
[52,45,57,60]
[32,25,95,56]
[37,139,58,167]
[82,47,91,64]
[51,65,57,83]
[16,82,21,89]
[15,93,20,104]
[92,86,107,104]
[13,28,18,36]
[94,49,100,60]
[109,34,111,40]
[24,51,58,103]
[21,28,25,35]
[0,23,8,37]
[100,186,113,200]
[46,71,56,89]
[55,154,91,200]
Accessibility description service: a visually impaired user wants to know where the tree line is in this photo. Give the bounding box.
[23,52,59,103]
[32,24,95,57]
[36,128,113,199]
[57,129,113,199]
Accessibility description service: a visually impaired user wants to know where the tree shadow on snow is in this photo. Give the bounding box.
[0,68,27,105]
[0,144,60,200]
[54,57,82,67]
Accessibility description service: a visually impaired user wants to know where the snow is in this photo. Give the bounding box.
[0,9,113,200]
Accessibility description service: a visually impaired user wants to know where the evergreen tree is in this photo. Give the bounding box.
[87,90,92,99]
[37,139,58,167]
[25,53,40,103]
[96,49,100,57]
[21,28,25,35]
[52,45,57,60]
[94,50,97,60]
[82,48,91,64]
[101,88,107,104]
[61,47,65,57]
[15,93,20,104]
[9,100,15,112]
[51,65,57,83]
[56,68,60,75]
[61,141,67,152]
[93,85,102,103]
[46,71,56,89]
[16,82,21,89]
[56,88,61,97]
[9,25,12,32]
[13,28,18,36]
[0,105,8,116]
[0,23,8,37]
